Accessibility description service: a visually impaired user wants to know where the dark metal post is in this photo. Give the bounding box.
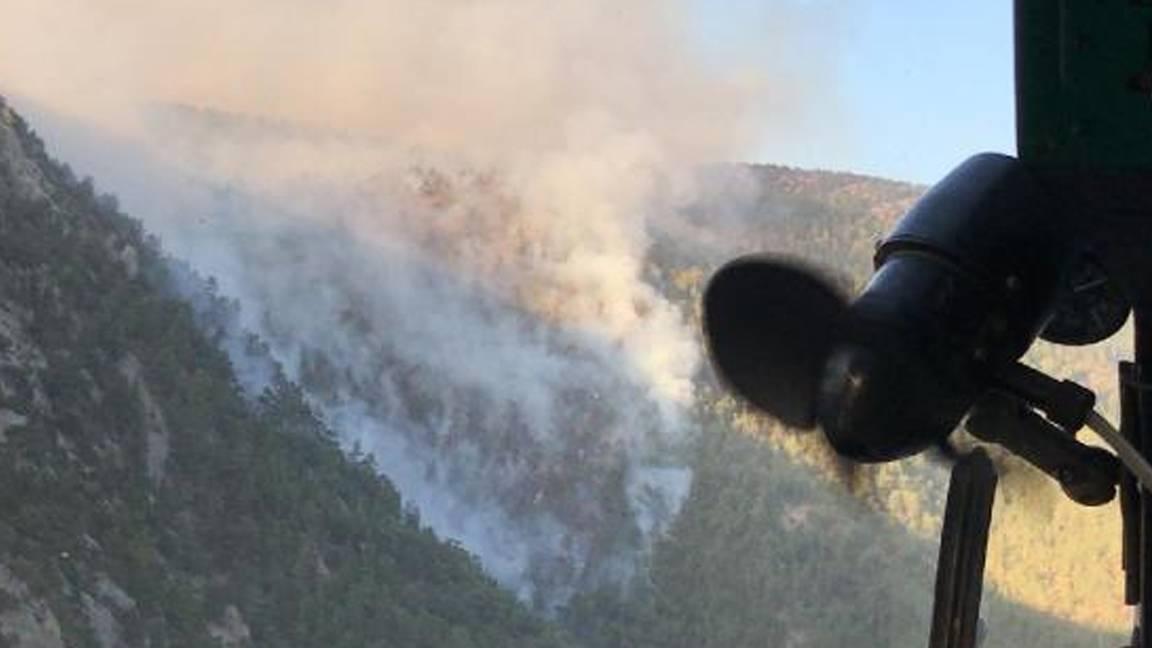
[929,449,998,648]
[1135,309,1152,647]
[1119,361,1140,607]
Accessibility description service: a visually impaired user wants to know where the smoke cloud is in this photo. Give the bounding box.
[2,0,837,604]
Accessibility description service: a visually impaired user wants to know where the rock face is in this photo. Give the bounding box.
[0,564,65,648]
[0,97,562,647]
[206,605,251,647]
[0,103,48,202]
[117,354,169,485]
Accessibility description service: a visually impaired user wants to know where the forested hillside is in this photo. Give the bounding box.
[0,97,564,647]
[0,96,1132,648]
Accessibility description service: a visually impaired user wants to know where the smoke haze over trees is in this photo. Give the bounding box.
[0,92,1131,646]
[0,1,1135,645]
[1,0,798,602]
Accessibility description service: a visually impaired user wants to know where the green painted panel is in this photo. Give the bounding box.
[1016,0,1152,170]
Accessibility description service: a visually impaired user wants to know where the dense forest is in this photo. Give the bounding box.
[0,96,1132,647]
[0,98,564,647]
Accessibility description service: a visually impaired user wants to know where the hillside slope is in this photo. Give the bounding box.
[6,100,1134,647]
[0,98,564,647]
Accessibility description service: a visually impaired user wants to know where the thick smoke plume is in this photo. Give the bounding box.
[2,0,831,603]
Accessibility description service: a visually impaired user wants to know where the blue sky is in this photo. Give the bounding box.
[689,1,1016,184]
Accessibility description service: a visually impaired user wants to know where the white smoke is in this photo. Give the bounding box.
[3,0,838,604]
[142,114,700,604]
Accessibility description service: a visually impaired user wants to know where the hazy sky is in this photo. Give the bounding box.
[2,1,1014,186]
[690,0,1016,184]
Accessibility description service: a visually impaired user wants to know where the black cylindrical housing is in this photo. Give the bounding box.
[877,153,1070,360]
[820,154,1072,461]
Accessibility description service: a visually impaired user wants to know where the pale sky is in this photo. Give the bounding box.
[689,1,1016,184]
